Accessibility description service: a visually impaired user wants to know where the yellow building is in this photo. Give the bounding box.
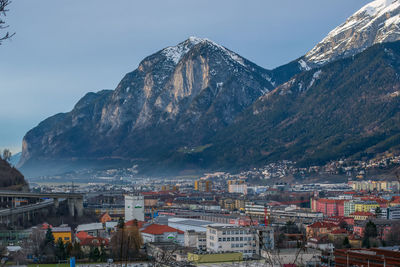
[52,227,72,243]
[188,252,243,263]
[194,180,212,192]
[354,201,379,212]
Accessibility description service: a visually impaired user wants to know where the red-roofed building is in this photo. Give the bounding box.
[125,220,145,229]
[306,221,339,238]
[141,224,184,245]
[75,231,92,242]
[349,211,375,221]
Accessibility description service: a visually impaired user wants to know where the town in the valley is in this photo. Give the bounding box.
[2,158,400,267]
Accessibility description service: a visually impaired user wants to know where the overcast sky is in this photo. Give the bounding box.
[0,0,368,153]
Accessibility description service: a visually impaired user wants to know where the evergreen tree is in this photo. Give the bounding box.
[343,237,351,248]
[89,247,100,262]
[55,239,66,260]
[364,221,378,239]
[362,220,378,248]
[117,217,125,229]
[44,227,55,246]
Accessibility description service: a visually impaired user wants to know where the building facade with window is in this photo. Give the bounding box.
[206,225,259,257]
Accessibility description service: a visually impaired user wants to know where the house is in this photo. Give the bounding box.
[99,212,112,224]
[52,226,72,244]
[307,236,334,252]
[349,211,375,221]
[327,229,348,244]
[348,234,362,248]
[306,221,339,238]
[141,224,184,245]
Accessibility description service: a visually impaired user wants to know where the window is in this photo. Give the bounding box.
[218,238,221,242]
[227,237,230,241]
[223,238,226,242]
[240,237,243,241]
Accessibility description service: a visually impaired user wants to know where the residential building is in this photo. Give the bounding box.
[311,198,345,217]
[124,194,144,222]
[354,201,380,213]
[52,227,72,243]
[349,211,375,221]
[228,180,247,195]
[245,202,266,217]
[384,205,400,220]
[194,180,212,192]
[306,221,339,239]
[206,225,259,257]
[343,200,355,217]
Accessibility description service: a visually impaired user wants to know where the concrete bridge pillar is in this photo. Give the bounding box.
[76,198,83,217]
[67,197,84,217]
[54,198,59,208]
[67,198,75,217]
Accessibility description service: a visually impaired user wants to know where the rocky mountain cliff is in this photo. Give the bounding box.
[19,37,279,176]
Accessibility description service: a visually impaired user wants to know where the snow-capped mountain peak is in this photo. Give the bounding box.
[304,0,400,66]
[161,36,246,67]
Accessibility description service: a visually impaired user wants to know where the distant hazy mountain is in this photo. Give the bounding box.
[9,152,21,167]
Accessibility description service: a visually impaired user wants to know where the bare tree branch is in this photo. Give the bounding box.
[0,0,15,44]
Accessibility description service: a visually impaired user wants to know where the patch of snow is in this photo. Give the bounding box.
[307,70,322,89]
[359,0,397,16]
[298,59,311,71]
[261,87,270,95]
[161,36,247,68]
[161,37,205,64]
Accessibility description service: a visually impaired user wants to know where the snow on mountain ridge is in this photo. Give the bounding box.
[161,36,246,67]
[304,0,400,66]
